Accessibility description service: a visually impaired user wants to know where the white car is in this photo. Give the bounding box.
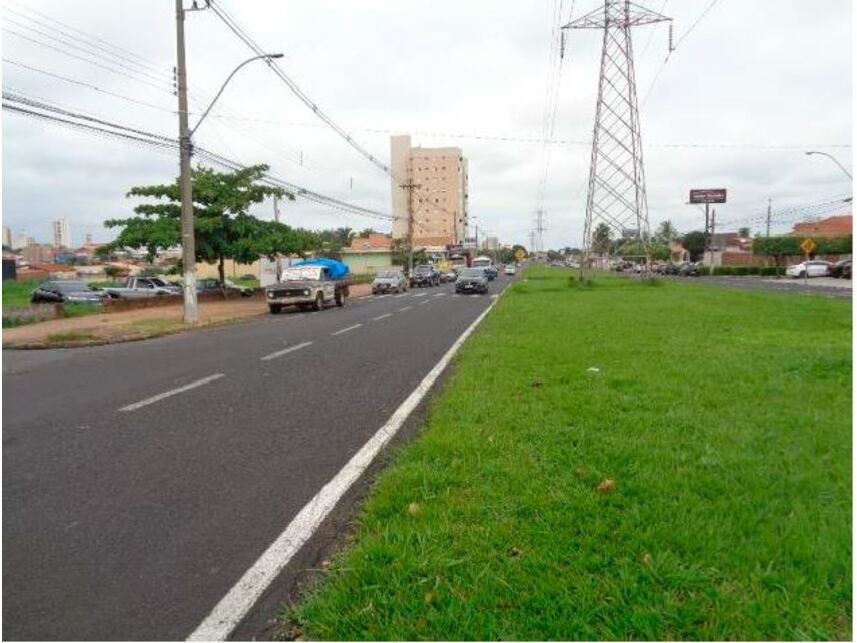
[504,265,516,276]
[785,260,832,279]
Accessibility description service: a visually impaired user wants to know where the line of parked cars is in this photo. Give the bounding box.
[370,260,519,297]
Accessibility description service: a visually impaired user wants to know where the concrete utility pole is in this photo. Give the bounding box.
[175,0,197,324]
[708,208,716,275]
[273,195,282,281]
[399,180,421,275]
[765,198,772,237]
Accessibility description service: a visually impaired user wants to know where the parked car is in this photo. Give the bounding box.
[785,260,832,279]
[677,261,700,277]
[504,265,517,276]
[455,267,489,294]
[440,270,458,283]
[410,264,440,287]
[197,278,253,297]
[371,270,408,294]
[830,259,852,279]
[101,276,181,299]
[31,280,106,305]
[483,265,498,281]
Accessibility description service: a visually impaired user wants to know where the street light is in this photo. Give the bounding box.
[175,46,283,324]
[805,150,853,180]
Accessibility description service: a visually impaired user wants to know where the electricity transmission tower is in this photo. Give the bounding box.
[563,1,672,268]
[534,208,547,254]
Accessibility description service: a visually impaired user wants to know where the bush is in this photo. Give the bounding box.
[706,265,785,277]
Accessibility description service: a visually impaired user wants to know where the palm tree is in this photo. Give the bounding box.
[655,220,678,244]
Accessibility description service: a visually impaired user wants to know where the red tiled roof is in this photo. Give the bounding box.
[790,214,852,238]
[345,233,392,251]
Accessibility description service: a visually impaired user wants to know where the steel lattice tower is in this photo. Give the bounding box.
[564,1,671,266]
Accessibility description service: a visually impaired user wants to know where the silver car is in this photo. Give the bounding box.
[372,270,408,294]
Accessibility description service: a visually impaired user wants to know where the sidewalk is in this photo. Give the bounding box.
[3,283,373,348]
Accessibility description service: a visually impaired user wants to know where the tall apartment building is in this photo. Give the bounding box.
[52,217,71,249]
[2,226,11,248]
[390,135,469,250]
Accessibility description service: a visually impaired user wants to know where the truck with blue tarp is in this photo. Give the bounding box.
[264,259,351,314]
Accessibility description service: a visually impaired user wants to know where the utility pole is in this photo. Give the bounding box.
[175,0,197,324]
[273,195,282,282]
[534,208,546,255]
[765,198,772,237]
[708,208,716,274]
[399,180,421,275]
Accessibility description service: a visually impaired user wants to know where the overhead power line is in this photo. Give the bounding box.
[2,95,394,222]
[207,0,390,175]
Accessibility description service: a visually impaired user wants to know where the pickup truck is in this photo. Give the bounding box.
[265,260,350,314]
[101,276,182,299]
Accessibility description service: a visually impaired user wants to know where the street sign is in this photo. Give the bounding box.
[800,238,817,255]
[689,188,727,204]
[515,249,526,261]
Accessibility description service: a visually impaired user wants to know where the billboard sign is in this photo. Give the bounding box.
[689,188,727,204]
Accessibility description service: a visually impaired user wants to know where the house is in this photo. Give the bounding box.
[789,214,852,238]
[340,233,394,275]
[669,242,689,263]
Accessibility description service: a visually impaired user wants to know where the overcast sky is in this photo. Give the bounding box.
[2,0,852,249]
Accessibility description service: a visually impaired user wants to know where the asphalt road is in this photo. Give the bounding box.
[667,275,853,299]
[3,277,509,640]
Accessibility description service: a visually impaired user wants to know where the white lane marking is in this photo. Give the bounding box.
[393,293,408,298]
[419,300,431,306]
[119,373,225,412]
[399,306,413,312]
[259,341,313,362]
[331,323,362,336]
[491,294,499,299]
[187,287,504,642]
[433,292,446,297]
[372,313,393,321]
[413,292,427,298]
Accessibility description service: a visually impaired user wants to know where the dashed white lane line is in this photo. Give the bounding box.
[413,292,427,298]
[418,300,431,306]
[393,293,409,298]
[119,373,225,412]
[260,341,313,362]
[331,323,362,336]
[399,306,413,312]
[372,313,393,321]
[433,292,446,297]
[186,286,504,642]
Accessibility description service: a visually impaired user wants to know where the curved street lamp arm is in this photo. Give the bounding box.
[189,53,282,137]
[806,151,853,180]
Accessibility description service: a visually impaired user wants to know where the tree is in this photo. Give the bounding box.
[390,238,426,267]
[103,265,124,280]
[357,228,375,238]
[681,231,706,261]
[103,165,313,285]
[655,220,678,244]
[592,223,611,255]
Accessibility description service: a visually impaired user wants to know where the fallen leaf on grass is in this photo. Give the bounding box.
[424,591,438,606]
[642,552,653,566]
[575,467,587,479]
[587,366,601,374]
[509,546,523,558]
[531,380,544,388]
[596,478,615,494]
[408,502,421,516]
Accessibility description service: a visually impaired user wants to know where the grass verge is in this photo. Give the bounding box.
[290,267,851,640]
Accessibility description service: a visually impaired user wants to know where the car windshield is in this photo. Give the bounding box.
[415,267,433,274]
[460,268,485,278]
[377,272,400,278]
[50,281,90,292]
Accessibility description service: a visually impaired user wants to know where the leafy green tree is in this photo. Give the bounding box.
[391,238,426,267]
[681,231,706,261]
[592,223,612,255]
[655,220,678,244]
[103,165,313,285]
[357,228,375,238]
[103,265,124,280]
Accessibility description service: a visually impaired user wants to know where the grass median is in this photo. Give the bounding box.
[289,267,851,640]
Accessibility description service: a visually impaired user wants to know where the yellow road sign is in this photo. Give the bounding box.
[515,249,526,261]
[800,238,817,255]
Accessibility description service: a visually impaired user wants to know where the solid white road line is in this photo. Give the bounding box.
[259,341,313,362]
[119,373,225,412]
[331,323,362,336]
[186,289,504,642]
[371,313,393,321]
[491,294,500,299]
[399,306,413,312]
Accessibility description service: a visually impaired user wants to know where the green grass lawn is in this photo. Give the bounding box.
[291,268,851,640]
[2,279,40,308]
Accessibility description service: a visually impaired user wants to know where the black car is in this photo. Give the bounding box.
[410,265,440,287]
[831,259,852,279]
[197,278,254,296]
[455,267,489,294]
[31,280,106,305]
